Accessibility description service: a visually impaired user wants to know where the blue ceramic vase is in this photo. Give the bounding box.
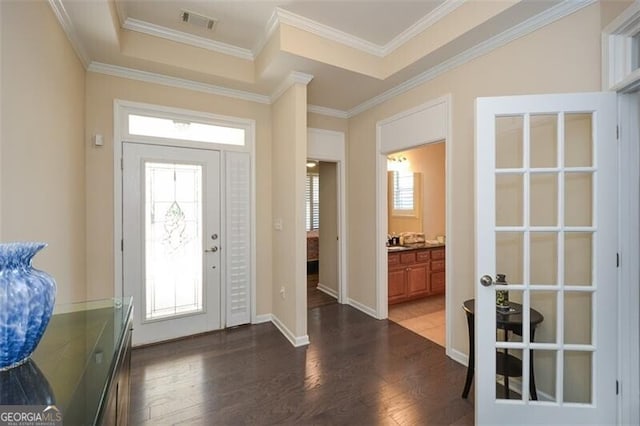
[0,242,56,370]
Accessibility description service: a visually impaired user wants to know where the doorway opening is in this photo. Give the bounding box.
[386,142,447,347]
[306,159,339,310]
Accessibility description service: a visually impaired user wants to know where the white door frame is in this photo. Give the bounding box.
[375,95,454,354]
[603,5,640,423]
[307,128,347,304]
[113,99,257,324]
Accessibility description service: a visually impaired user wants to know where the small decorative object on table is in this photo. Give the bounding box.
[495,273,510,312]
[0,242,56,370]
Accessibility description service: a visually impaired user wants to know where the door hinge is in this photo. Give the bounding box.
[121,239,124,252]
[617,125,620,140]
[120,158,123,170]
[617,252,620,268]
[616,380,619,395]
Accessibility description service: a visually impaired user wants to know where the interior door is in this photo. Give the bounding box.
[123,142,221,346]
[475,93,617,423]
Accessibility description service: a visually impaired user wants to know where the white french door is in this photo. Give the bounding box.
[475,93,618,423]
[123,142,221,346]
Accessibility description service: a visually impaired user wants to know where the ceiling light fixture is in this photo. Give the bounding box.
[306,161,317,168]
[180,10,217,31]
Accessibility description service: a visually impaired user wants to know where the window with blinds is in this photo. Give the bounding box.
[391,170,419,217]
[306,173,320,231]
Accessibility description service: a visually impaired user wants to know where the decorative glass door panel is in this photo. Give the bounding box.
[123,143,221,346]
[144,162,203,321]
[476,93,617,424]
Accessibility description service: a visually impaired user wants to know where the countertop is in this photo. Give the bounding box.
[387,243,445,252]
[0,298,133,425]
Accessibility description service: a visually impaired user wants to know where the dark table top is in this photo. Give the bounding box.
[463,298,544,328]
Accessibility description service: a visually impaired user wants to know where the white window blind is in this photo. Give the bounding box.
[392,170,414,211]
[306,173,319,231]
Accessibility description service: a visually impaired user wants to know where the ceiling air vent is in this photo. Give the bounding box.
[180,10,217,31]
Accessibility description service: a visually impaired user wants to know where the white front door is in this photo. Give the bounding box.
[475,93,618,423]
[123,142,221,346]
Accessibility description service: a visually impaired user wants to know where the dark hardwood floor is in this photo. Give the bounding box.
[129,304,474,425]
[307,273,338,310]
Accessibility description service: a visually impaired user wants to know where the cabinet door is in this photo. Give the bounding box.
[388,267,407,304]
[430,271,445,294]
[407,264,429,296]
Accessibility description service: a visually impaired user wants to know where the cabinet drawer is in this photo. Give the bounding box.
[431,248,445,260]
[388,253,400,266]
[400,252,416,264]
[416,250,431,262]
[431,260,445,272]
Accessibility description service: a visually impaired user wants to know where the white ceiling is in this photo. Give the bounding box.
[57,0,582,114]
[118,1,445,50]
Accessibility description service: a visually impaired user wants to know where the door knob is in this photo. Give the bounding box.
[480,275,494,287]
[205,246,218,253]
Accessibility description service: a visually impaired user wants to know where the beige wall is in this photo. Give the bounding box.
[308,112,349,134]
[347,3,604,362]
[271,83,308,338]
[388,142,446,239]
[319,161,338,293]
[1,1,87,303]
[84,72,274,317]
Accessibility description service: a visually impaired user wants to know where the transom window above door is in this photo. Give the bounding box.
[128,114,245,146]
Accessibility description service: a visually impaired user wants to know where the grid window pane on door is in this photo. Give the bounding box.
[144,162,204,321]
[494,112,595,404]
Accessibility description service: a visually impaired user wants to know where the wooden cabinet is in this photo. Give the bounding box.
[100,310,133,426]
[388,246,445,304]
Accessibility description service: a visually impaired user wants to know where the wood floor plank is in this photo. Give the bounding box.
[130,304,473,425]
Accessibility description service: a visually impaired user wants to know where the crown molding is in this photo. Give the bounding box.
[88,62,271,104]
[383,0,465,55]
[254,8,281,56]
[348,0,596,117]
[308,105,349,119]
[122,18,254,61]
[270,71,314,103]
[47,0,91,68]
[275,8,385,57]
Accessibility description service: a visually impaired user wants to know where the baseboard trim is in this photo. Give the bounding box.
[252,313,272,324]
[316,283,338,299]
[448,347,468,367]
[271,314,310,347]
[348,298,378,319]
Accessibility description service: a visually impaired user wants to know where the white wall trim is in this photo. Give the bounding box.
[348,0,595,118]
[88,62,271,104]
[271,71,314,103]
[602,1,640,92]
[271,313,310,347]
[617,92,640,426]
[449,347,468,367]
[307,128,348,305]
[46,0,91,68]
[348,298,378,318]
[383,0,465,55]
[307,105,349,119]
[317,283,338,299]
[254,8,281,56]
[252,313,273,324]
[122,17,254,60]
[375,95,454,357]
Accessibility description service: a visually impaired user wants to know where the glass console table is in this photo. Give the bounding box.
[0,297,133,425]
